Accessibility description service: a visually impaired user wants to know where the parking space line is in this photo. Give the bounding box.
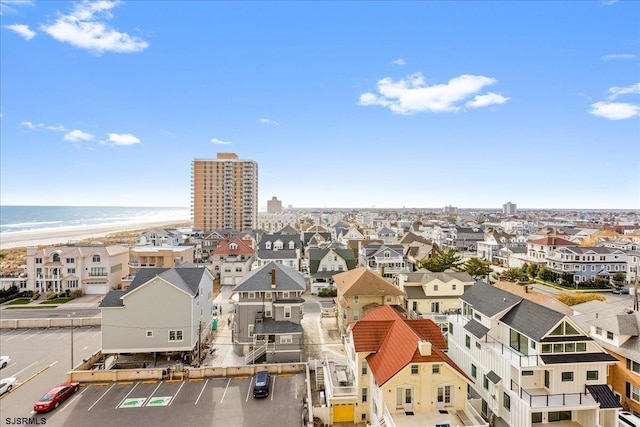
[12,361,38,377]
[5,330,29,341]
[88,383,114,411]
[116,382,139,409]
[169,381,186,406]
[221,378,232,403]
[24,330,47,340]
[244,377,253,402]
[143,382,163,406]
[91,331,101,339]
[270,376,276,401]
[59,385,88,412]
[194,379,209,405]
[57,332,68,340]
[40,329,61,340]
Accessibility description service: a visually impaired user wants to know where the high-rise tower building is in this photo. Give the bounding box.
[191,153,258,232]
[502,201,517,215]
[267,196,283,214]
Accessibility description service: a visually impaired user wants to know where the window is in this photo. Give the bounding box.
[434,284,439,291]
[168,330,183,342]
[66,258,75,264]
[632,384,640,403]
[353,296,359,303]
[474,313,481,321]
[67,268,75,274]
[452,284,457,290]
[586,371,598,381]
[92,255,101,262]
[146,331,153,338]
[448,322,453,334]
[411,365,419,375]
[354,310,360,321]
[576,342,587,352]
[265,241,272,249]
[362,387,368,403]
[596,326,602,335]
[475,342,481,350]
[284,306,291,319]
[36,258,42,264]
[561,372,574,382]
[431,301,440,313]
[542,344,552,353]
[67,280,78,288]
[565,343,575,352]
[265,292,272,299]
[248,292,255,299]
[626,359,640,374]
[465,335,471,349]
[471,364,477,378]
[510,329,529,355]
[361,361,367,375]
[283,291,290,298]
[503,392,511,411]
[548,411,571,422]
[280,335,292,344]
[607,331,614,340]
[432,364,440,375]
[483,375,489,390]
[522,370,534,376]
[531,412,542,424]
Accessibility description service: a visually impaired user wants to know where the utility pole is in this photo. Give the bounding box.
[634,278,638,312]
[69,311,76,370]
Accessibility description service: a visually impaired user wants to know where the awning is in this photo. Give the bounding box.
[487,370,502,385]
[464,319,490,339]
[586,384,622,409]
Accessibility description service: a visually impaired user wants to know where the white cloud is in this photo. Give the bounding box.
[259,118,279,125]
[21,120,43,130]
[5,24,36,40]
[465,92,510,108]
[589,102,640,120]
[107,133,140,145]
[602,53,636,60]
[211,138,232,145]
[64,129,94,141]
[391,58,406,65]
[1,0,34,15]
[359,72,508,114]
[40,1,149,54]
[46,124,69,132]
[162,130,177,139]
[607,83,640,99]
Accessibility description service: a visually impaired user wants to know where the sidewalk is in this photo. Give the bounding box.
[203,285,245,367]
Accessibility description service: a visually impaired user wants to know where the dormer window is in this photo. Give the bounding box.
[52,253,60,262]
[288,241,295,249]
[265,241,272,250]
[229,242,238,250]
[384,250,390,258]
[92,255,101,263]
[274,240,283,250]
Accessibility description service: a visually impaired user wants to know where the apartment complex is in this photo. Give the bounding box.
[191,153,258,232]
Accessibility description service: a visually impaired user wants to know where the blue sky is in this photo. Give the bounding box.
[1,0,638,210]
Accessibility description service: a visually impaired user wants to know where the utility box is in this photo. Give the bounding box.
[212,317,218,331]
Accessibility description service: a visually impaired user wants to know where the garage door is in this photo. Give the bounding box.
[223,277,234,285]
[85,284,109,294]
[333,404,354,423]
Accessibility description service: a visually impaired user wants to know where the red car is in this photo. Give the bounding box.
[33,382,80,412]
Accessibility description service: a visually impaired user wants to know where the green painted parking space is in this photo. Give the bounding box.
[120,398,146,408]
[147,397,172,407]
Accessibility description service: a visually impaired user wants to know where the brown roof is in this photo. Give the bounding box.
[333,268,404,298]
[212,237,255,256]
[493,281,573,316]
[351,305,470,386]
[528,236,577,246]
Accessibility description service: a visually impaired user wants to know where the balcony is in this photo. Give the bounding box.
[510,380,598,409]
[320,355,357,398]
[88,272,108,277]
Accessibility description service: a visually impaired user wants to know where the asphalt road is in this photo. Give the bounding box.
[1,308,101,319]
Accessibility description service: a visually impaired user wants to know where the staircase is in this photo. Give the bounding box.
[245,342,267,364]
[378,416,387,427]
[315,364,325,390]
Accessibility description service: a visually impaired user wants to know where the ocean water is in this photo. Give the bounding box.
[0,206,190,234]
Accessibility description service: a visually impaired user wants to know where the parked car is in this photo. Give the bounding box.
[0,377,17,395]
[0,356,10,369]
[252,370,270,398]
[33,382,80,412]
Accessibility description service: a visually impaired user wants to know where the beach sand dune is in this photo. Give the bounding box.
[0,219,191,250]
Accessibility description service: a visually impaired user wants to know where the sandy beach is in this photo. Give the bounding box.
[0,219,191,250]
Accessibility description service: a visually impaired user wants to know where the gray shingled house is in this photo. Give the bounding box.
[231,261,305,363]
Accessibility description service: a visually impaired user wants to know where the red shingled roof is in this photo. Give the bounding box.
[351,305,470,386]
[212,237,255,255]
[528,236,577,246]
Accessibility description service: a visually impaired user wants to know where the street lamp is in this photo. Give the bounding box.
[68,312,76,370]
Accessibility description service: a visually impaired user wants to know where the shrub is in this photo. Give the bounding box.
[318,287,337,298]
[557,292,605,306]
[71,289,84,298]
[31,291,40,301]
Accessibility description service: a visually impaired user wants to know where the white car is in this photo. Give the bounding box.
[0,356,10,369]
[0,377,17,395]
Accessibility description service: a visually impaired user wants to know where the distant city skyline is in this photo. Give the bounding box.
[1,1,638,210]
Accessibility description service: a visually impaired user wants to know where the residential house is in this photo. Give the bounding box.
[397,269,474,326]
[212,237,256,286]
[307,247,357,294]
[524,236,578,265]
[136,228,185,246]
[448,282,619,427]
[399,231,437,271]
[627,251,640,284]
[546,246,627,285]
[231,262,305,363]
[26,244,129,295]
[99,267,215,362]
[253,233,301,270]
[443,225,484,252]
[337,227,366,246]
[124,245,195,287]
[476,231,527,265]
[375,226,397,244]
[358,242,409,282]
[572,300,640,415]
[318,304,484,426]
[333,268,405,334]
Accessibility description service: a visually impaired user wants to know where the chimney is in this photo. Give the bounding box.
[525,285,528,293]
[271,268,276,288]
[418,340,432,356]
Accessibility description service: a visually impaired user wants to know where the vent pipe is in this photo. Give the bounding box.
[271,268,276,288]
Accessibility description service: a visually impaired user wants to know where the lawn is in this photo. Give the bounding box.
[6,305,58,309]
[5,298,32,305]
[40,297,74,305]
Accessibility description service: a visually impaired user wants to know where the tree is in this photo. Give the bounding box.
[537,267,554,282]
[527,263,539,278]
[419,249,463,272]
[502,268,524,282]
[463,257,493,281]
[613,272,627,284]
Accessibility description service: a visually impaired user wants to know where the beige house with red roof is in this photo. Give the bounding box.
[333,268,405,334]
[329,305,483,426]
[212,237,256,285]
[524,236,578,265]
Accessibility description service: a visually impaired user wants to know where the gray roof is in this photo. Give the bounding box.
[500,299,566,342]
[586,385,622,409]
[257,249,298,260]
[540,353,618,364]
[233,262,305,292]
[405,286,427,299]
[99,290,126,308]
[464,319,490,339]
[460,281,521,317]
[127,268,206,296]
[253,319,303,334]
[405,269,473,284]
[258,234,299,249]
[592,313,640,336]
[486,370,501,384]
[307,248,356,274]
